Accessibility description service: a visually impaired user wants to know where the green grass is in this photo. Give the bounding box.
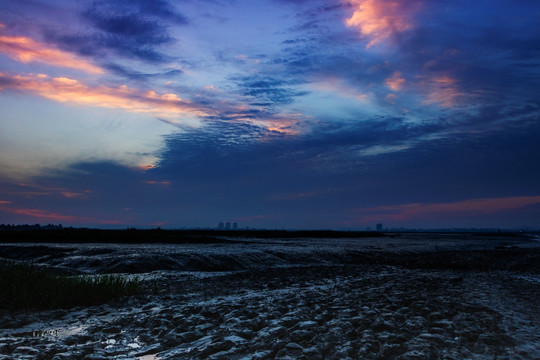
[0,262,142,310]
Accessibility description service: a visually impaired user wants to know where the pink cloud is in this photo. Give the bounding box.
[143,180,171,186]
[385,71,405,91]
[61,191,90,199]
[0,34,103,74]
[421,74,465,107]
[344,0,419,49]
[0,72,213,119]
[0,206,122,225]
[0,72,303,136]
[352,195,540,223]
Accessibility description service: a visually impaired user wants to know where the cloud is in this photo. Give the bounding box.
[82,10,172,43]
[385,71,405,91]
[0,71,307,142]
[104,62,183,80]
[236,75,308,107]
[353,196,540,223]
[117,0,188,24]
[0,34,103,74]
[143,180,171,186]
[2,112,539,228]
[420,74,466,108]
[344,0,419,49]
[0,72,211,120]
[310,76,369,101]
[45,0,188,63]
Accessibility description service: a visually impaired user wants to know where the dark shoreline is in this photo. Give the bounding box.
[0,228,536,244]
[0,229,388,244]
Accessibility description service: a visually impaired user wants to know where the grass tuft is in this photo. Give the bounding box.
[0,262,141,310]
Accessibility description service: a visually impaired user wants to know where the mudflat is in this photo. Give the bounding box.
[1,232,539,359]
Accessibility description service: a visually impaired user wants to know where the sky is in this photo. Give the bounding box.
[1,0,539,230]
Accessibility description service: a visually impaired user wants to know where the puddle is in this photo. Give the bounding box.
[137,354,160,360]
[10,329,62,338]
[7,325,85,339]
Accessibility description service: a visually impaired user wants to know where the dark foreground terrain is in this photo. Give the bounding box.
[0,232,539,359]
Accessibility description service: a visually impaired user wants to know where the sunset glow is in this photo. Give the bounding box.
[0,0,539,229]
[0,72,211,119]
[354,196,540,223]
[0,35,104,74]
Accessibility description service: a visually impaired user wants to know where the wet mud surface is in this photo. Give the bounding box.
[1,234,539,359]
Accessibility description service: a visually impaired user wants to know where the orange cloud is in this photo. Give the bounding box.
[139,164,158,171]
[0,35,103,74]
[385,71,405,91]
[0,72,213,119]
[354,195,540,223]
[0,200,11,204]
[252,116,302,136]
[0,72,301,137]
[225,112,304,137]
[344,0,417,48]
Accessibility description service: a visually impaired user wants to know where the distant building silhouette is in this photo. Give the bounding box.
[218,222,224,229]
[233,222,238,230]
[376,223,383,231]
[225,222,231,230]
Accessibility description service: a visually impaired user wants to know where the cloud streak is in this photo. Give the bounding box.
[0,71,305,138]
[0,34,103,74]
[354,196,540,223]
[0,72,211,120]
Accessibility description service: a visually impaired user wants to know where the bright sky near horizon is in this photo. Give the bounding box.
[1,0,539,229]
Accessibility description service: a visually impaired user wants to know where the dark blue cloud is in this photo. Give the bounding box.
[3,112,539,228]
[45,0,188,63]
[104,63,183,81]
[155,105,540,196]
[84,0,188,27]
[235,76,309,107]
